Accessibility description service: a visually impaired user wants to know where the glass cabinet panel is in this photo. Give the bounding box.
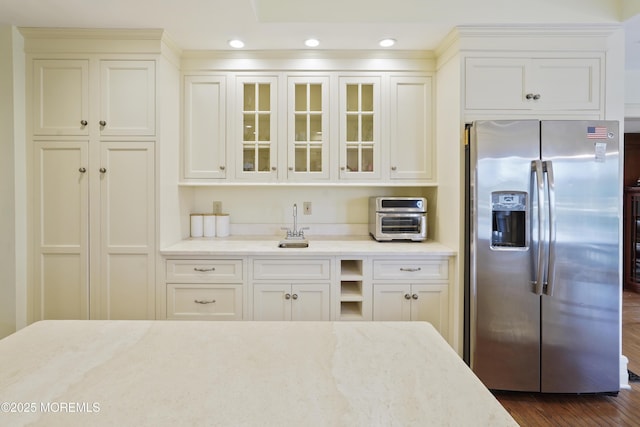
[288,77,329,180]
[237,77,277,179]
[340,79,380,178]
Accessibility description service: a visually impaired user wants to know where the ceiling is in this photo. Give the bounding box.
[0,0,638,68]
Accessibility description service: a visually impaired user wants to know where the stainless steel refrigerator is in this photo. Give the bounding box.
[467,120,621,394]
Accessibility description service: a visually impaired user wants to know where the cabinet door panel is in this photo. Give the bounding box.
[183,75,226,179]
[410,284,448,336]
[389,76,434,180]
[372,284,411,321]
[531,58,600,110]
[33,60,89,136]
[291,284,330,321]
[253,284,291,320]
[99,141,155,319]
[465,58,528,110]
[34,142,89,319]
[100,60,156,136]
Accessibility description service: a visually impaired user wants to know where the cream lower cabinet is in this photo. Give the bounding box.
[371,258,449,337]
[165,259,244,320]
[251,258,331,320]
[33,141,156,320]
[253,284,330,321]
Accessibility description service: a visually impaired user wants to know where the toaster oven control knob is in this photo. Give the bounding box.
[404,293,411,300]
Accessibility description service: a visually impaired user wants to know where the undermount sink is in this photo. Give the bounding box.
[278,239,309,248]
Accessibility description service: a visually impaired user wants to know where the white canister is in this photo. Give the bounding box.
[190,214,204,238]
[216,213,230,237]
[203,214,216,237]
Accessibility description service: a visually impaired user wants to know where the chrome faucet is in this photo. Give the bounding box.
[282,203,308,239]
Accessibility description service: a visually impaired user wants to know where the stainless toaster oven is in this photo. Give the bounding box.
[369,197,427,241]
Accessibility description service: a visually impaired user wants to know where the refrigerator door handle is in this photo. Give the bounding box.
[531,159,545,295]
[544,160,557,296]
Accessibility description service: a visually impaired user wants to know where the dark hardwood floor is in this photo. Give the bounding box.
[495,290,640,426]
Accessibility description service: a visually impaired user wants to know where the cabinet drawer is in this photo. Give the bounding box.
[253,259,331,280]
[167,284,242,320]
[372,259,448,281]
[166,259,243,283]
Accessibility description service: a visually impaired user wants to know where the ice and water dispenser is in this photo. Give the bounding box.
[491,191,526,248]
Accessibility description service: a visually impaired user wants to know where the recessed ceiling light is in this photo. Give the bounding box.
[229,39,245,48]
[379,38,396,47]
[305,38,320,48]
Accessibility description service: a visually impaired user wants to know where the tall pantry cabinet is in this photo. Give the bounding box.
[23,29,166,320]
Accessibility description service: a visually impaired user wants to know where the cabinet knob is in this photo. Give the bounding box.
[533,94,541,100]
[340,166,346,171]
[292,294,298,300]
[412,294,419,300]
[391,166,397,171]
[404,293,411,300]
[80,120,88,126]
[219,166,225,171]
[99,120,106,127]
[288,166,293,171]
[526,93,534,100]
[79,167,86,173]
[99,167,107,173]
[285,293,291,300]
[271,166,277,171]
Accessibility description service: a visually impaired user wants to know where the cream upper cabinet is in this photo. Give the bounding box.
[33,59,155,137]
[339,76,381,180]
[99,60,156,136]
[183,75,227,179]
[235,75,278,181]
[287,76,330,181]
[465,57,602,112]
[33,59,90,136]
[389,76,435,181]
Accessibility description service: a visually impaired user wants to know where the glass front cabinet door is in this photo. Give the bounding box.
[236,76,278,180]
[339,76,381,180]
[287,76,329,181]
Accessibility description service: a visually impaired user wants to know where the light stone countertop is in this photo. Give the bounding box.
[161,235,456,257]
[0,320,516,427]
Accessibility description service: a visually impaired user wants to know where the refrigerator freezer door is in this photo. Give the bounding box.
[540,120,620,393]
[470,120,542,391]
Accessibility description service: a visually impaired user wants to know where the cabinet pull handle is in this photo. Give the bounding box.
[194,267,216,272]
[99,120,107,127]
[404,293,411,300]
[412,294,419,300]
[80,120,88,126]
[79,167,87,173]
[285,293,291,300]
[194,299,216,304]
[99,167,107,173]
[292,294,298,300]
[400,267,421,272]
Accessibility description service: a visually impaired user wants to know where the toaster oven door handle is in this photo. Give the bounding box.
[420,215,426,238]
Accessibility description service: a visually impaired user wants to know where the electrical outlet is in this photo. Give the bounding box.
[212,201,222,214]
[303,201,312,215]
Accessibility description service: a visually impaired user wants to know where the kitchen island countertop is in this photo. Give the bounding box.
[0,320,516,426]
[161,235,456,257]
